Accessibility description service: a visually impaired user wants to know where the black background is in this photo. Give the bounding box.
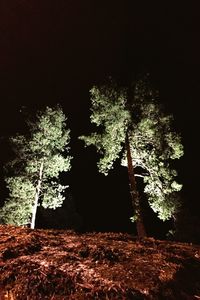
[0,1,199,236]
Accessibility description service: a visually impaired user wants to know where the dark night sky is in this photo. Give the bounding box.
[0,1,199,235]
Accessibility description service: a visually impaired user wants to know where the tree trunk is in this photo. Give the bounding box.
[126,135,147,238]
[31,161,44,229]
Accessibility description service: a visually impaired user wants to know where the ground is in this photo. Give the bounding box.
[0,225,200,299]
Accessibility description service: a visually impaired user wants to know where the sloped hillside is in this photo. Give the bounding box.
[0,225,200,299]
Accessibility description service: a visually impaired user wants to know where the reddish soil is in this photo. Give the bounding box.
[0,225,200,299]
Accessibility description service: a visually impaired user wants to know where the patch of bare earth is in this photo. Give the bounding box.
[0,225,200,299]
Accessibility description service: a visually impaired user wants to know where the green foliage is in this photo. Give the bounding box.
[0,106,72,226]
[80,83,130,175]
[0,176,34,226]
[80,78,184,221]
[42,182,67,209]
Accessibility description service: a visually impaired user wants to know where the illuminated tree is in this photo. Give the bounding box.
[0,106,71,229]
[80,78,184,238]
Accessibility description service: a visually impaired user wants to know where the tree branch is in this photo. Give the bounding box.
[135,173,149,178]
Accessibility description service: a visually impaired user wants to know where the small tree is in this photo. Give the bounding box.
[80,77,184,237]
[0,106,72,229]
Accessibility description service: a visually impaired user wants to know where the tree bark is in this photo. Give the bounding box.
[31,161,44,229]
[126,135,147,238]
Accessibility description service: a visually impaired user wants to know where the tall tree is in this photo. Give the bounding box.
[80,78,184,238]
[0,106,72,229]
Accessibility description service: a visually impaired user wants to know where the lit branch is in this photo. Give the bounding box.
[135,173,149,178]
[135,174,144,178]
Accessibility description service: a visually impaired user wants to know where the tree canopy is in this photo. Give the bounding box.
[80,77,184,236]
[0,106,72,228]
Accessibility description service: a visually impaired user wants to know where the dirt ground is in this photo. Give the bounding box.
[0,225,200,299]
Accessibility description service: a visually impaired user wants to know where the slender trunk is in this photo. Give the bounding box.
[126,135,147,238]
[30,161,44,229]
